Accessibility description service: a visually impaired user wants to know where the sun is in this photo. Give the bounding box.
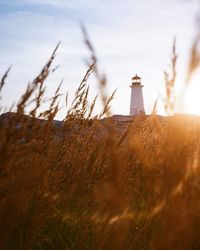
[184,81,200,115]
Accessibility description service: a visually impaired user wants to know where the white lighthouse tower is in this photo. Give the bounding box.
[129,74,145,116]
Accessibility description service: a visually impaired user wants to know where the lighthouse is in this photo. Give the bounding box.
[129,74,145,116]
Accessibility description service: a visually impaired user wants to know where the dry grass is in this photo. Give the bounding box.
[1,27,200,250]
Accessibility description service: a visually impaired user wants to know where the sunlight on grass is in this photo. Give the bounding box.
[1,18,200,250]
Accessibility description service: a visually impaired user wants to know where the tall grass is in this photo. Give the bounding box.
[1,27,200,250]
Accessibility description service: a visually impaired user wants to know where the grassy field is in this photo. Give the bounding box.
[1,36,200,250]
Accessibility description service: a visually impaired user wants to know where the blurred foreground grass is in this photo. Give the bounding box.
[1,33,200,250]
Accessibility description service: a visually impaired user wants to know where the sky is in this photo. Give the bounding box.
[0,0,199,119]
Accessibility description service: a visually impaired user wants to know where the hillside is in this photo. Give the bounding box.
[1,112,200,249]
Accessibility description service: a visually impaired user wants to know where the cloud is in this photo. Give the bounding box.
[1,0,99,10]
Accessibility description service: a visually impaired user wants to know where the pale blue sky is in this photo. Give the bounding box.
[0,0,199,119]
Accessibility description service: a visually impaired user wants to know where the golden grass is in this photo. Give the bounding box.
[1,28,200,250]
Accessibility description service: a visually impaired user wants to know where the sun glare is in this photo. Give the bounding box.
[184,81,200,115]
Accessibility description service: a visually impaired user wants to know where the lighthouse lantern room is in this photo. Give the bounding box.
[129,74,145,116]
